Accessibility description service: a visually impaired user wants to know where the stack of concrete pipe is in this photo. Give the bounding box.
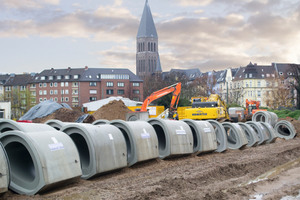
[0,143,9,195]
[252,111,278,127]
[1,112,298,196]
[0,119,82,195]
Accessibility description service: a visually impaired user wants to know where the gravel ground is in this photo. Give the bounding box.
[2,136,300,200]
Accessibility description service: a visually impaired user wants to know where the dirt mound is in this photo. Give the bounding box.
[92,100,131,121]
[32,108,95,123]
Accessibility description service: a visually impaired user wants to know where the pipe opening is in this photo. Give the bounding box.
[152,124,166,152]
[249,125,261,140]
[0,127,13,133]
[69,133,90,170]
[277,125,291,136]
[225,127,236,145]
[118,128,131,160]
[188,125,198,150]
[5,142,36,182]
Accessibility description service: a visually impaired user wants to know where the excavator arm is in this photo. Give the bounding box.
[140,82,181,113]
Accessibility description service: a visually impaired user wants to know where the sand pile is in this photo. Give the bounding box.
[92,100,131,121]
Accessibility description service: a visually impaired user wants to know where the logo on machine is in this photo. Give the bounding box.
[192,110,207,116]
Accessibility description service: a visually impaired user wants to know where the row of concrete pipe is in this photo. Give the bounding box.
[0,115,297,196]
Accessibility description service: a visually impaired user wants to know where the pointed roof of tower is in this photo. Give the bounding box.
[156,53,162,72]
[137,0,158,38]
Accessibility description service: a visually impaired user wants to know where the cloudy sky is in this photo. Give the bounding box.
[1,0,300,74]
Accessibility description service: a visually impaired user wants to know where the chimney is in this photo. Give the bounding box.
[85,66,88,70]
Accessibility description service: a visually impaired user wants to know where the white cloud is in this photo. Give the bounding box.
[176,0,213,7]
[0,0,60,9]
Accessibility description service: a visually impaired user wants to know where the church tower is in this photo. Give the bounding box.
[136,0,162,79]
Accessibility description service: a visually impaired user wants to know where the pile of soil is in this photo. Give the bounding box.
[278,117,300,136]
[32,108,95,123]
[92,100,131,121]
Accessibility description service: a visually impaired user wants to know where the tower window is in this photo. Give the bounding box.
[154,43,156,52]
[151,43,153,51]
[148,42,150,51]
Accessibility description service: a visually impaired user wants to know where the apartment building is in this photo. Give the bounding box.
[30,67,143,107]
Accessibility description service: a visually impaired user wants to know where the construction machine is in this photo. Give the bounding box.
[244,99,267,120]
[179,94,229,121]
[126,83,181,121]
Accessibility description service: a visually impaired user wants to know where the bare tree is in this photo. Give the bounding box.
[288,64,300,109]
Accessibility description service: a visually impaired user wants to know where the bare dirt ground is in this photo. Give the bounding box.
[2,136,300,200]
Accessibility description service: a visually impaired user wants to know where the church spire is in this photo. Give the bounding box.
[137,0,157,38]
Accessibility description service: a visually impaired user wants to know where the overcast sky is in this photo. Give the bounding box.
[0,0,300,74]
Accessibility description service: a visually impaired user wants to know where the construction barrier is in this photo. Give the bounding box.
[274,120,297,140]
[110,120,159,166]
[147,118,193,159]
[252,111,278,127]
[182,119,217,153]
[246,121,269,145]
[0,119,55,133]
[260,122,277,143]
[238,123,259,147]
[207,120,228,152]
[221,122,248,150]
[0,130,82,195]
[92,119,110,125]
[61,123,127,179]
[45,119,73,130]
[0,143,9,195]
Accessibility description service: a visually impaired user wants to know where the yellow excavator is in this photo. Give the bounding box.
[178,94,229,121]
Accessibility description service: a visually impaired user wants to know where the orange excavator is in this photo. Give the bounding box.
[126,83,181,121]
[245,99,267,120]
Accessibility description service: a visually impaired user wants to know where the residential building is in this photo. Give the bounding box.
[0,74,9,100]
[31,67,143,107]
[136,0,162,78]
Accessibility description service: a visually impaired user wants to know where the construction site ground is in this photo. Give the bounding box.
[2,135,300,200]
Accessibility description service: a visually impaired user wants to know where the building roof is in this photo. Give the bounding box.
[155,53,162,72]
[4,74,35,86]
[167,68,202,81]
[137,0,158,38]
[0,74,10,85]
[273,63,299,79]
[233,62,277,80]
[33,67,143,83]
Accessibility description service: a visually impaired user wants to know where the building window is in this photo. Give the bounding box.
[41,76,45,80]
[118,82,125,87]
[90,90,97,94]
[43,90,47,95]
[49,76,53,80]
[61,82,64,87]
[65,82,69,87]
[118,90,124,95]
[133,97,139,101]
[39,83,42,88]
[72,97,79,102]
[30,84,36,88]
[20,86,26,91]
[72,82,78,87]
[65,90,69,95]
[31,91,36,96]
[90,97,97,101]
[257,81,261,87]
[65,75,70,79]
[54,97,58,102]
[54,90,58,94]
[61,90,64,94]
[100,74,129,80]
[39,98,43,102]
[257,91,261,97]
[133,90,140,94]
[249,73,252,78]
[50,90,53,95]
[57,76,61,80]
[54,82,58,87]
[74,75,79,79]
[43,83,47,87]
[65,97,69,102]
[90,82,97,86]
[72,89,78,95]
[50,82,53,87]
[39,90,43,95]
[106,82,113,87]
[5,86,11,91]
[61,97,64,102]
[133,83,140,87]
[106,89,114,95]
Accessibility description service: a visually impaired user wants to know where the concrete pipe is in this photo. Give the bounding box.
[182,119,217,154]
[274,120,297,140]
[221,122,248,150]
[238,123,259,147]
[260,122,277,143]
[207,120,227,153]
[147,118,193,159]
[0,119,56,133]
[92,119,110,125]
[45,119,74,130]
[246,121,269,145]
[110,120,159,166]
[61,123,127,179]
[0,130,82,195]
[0,143,9,195]
[252,111,278,127]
